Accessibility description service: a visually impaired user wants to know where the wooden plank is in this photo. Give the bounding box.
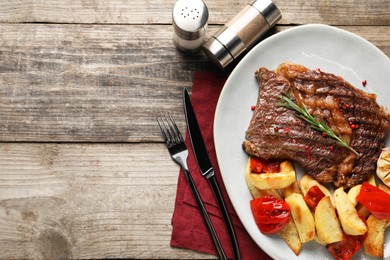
[0,0,389,26]
[0,23,219,142]
[0,142,215,259]
[1,24,390,142]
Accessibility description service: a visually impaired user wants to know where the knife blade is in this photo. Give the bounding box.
[183,88,241,260]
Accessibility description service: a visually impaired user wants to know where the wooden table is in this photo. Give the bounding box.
[0,0,389,259]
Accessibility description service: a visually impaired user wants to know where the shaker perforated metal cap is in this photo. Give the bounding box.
[202,0,281,69]
[172,0,209,52]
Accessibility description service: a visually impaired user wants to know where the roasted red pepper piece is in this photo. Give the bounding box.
[250,196,290,234]
[250,157,264,173]
[327,233,366,260]
[326,215,367,260]
[356,182,390,220]
[250,157,280,173]
[304,185,326,210]
[262,159,280,173]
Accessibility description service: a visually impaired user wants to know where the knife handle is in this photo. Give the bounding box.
[183,169,228,260]
[208,175,241,260]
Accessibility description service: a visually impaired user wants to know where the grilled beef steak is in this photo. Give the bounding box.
[243,62,390,188]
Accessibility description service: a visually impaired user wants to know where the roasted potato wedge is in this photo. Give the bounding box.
[315,196,343,244]
[250,161,296,190]
[285,193,315,243]
[313,235,327,246]
[244,158,282,199]
[282,180,300,198]
[278,218,302,255]
[334,187,368,235]
[379,183,390,194]
[363,214,387,258]
[297,174,313,196]
[299,174,334,205]
[244,157,263,199]
[257,188,283,200]
[347,184,362,206]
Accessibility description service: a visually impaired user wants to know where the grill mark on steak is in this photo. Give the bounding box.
[243,62,390,188]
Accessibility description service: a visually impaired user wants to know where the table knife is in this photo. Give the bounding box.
[183,88,241,260]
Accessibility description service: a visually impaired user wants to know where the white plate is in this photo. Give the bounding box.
[214,24,390,260]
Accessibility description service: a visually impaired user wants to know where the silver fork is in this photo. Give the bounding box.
[157,115,228,260]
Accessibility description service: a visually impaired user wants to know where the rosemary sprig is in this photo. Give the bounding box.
[278,92,359,156]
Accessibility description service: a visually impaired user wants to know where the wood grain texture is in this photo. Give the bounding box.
[0,23,219,142]
[0,142,214,259]
[0,0,389,25]
[1,24,390,142]
[1,0,390,259]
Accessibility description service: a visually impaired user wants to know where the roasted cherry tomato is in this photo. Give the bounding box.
[304,185,326,210]
[250,196,290,234]
[326,215,367,260]
[250,157,280,173]
[356,181,390,220]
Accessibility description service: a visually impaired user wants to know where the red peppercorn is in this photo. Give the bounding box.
[322,132,327,137]
[351,124,359,129]
[251,105,256,111]
[362,80,367,86]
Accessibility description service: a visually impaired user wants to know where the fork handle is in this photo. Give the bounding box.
[208,175,241,260]
[183,169,228,260]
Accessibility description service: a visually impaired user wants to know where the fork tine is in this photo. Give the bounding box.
[167,115,184,143]
[157,116,170,143]
[158,115,178,145]
[164,116,176,143]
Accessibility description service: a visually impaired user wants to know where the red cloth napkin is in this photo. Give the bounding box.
[170,71,271,260]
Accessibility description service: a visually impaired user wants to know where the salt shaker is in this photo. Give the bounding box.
[172,0,209,52]
[202,0,281,69]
